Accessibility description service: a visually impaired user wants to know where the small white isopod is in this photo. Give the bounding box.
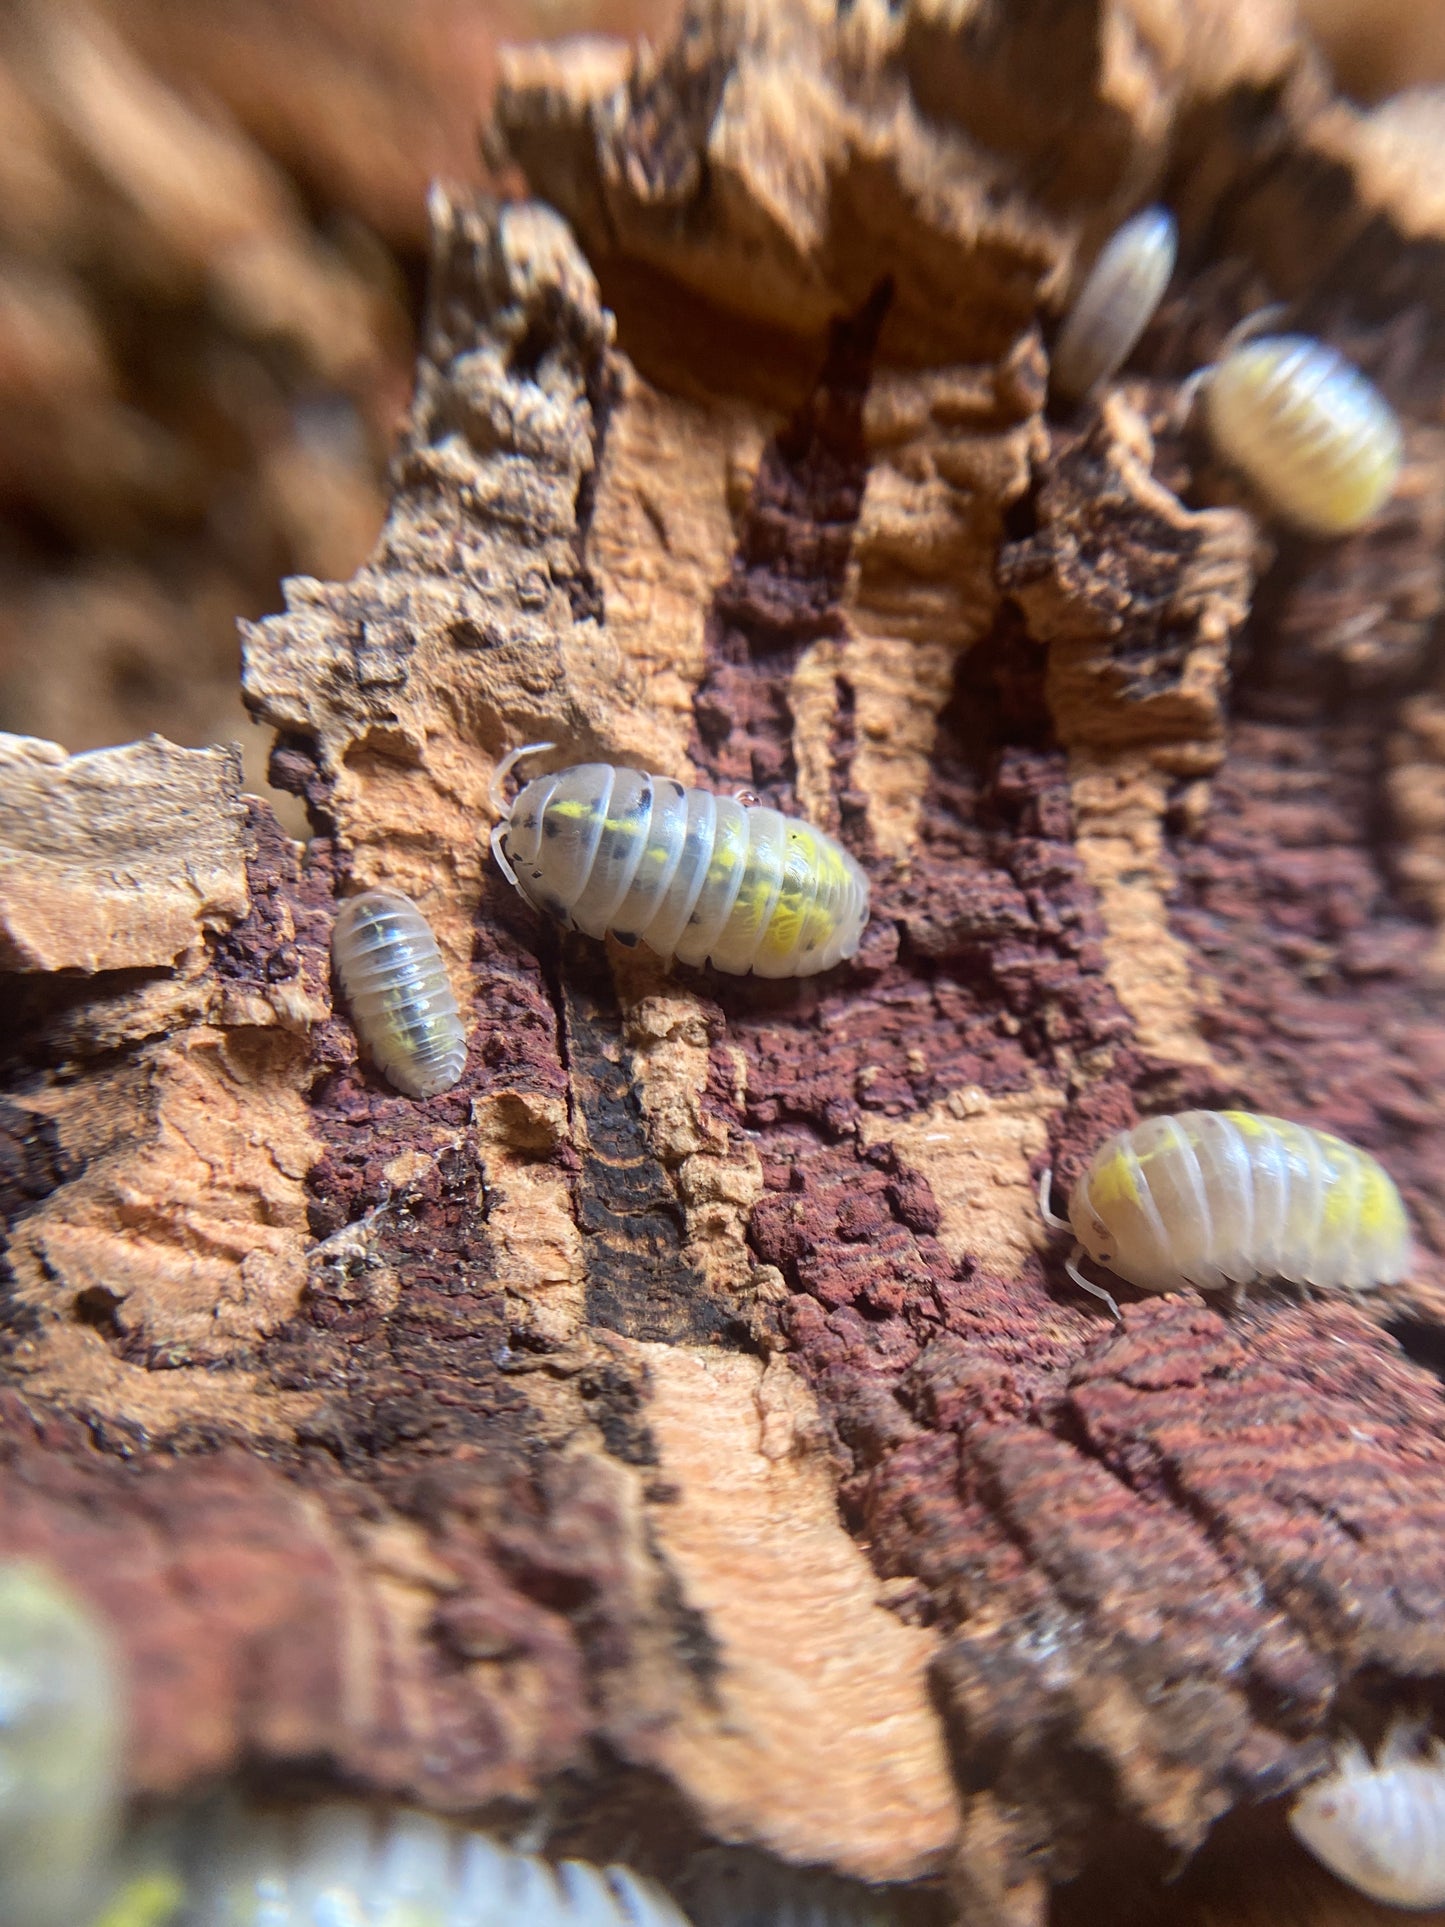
[178,1800,695,1927]
[1050,205,1178,401]
[489,744,870,978]
[1290,1722,1445,1908]
[1203,332,1403,535]
[331,889,467,1098]
[1040,1109,1412,1318]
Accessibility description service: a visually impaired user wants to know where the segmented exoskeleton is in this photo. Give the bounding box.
[175,1802,693,1927]
[1290,1722,1445,1908]
[1040,1109,1412,1318]
[489,745,870,978]
[1051,205,1177,400]
[330,889,467,1098]
[1202,332,1402,535]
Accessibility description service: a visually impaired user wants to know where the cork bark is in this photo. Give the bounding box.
[4,3,1445,1924]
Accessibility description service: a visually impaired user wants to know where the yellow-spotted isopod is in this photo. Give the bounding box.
[1040,1109,1412,1318]
[489,745,870,978]
[1051,205,1178,401]
[1203,333,1403,535]
[331,889,467,1098]
[1289,1722,1445,1908]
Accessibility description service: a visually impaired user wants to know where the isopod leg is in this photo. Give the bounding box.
[1065,1246,1122,1321]
[1038,1168,1072,1231]
[490,821,520,888]
[1217,301,1290,359]
[1176,303,1292,427]
[488,740,558,814]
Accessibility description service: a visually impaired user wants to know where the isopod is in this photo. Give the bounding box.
[331,889,467,1098]
[0,1562,123,1927]
[1289,1721,1445,1908]
[1203,332,1402,535]
[1051,205,1178,401]
[1040,1109,1411,1318]
[489,744,870,978]
[177,1799,694,1927]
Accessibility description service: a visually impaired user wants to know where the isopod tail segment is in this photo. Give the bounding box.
[1038,1167,1122,1321]
[488,741,558,890]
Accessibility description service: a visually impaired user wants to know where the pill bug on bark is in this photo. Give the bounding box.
[1039,1109,1411,1318]
[489,744,870,978]
[1202,332,1403,535]
[1050,204,1178,402]
[173,1800,694,1927]
[330,889,467,1098]
[0,1561,123,1927]
[1289,1721,1445,1908]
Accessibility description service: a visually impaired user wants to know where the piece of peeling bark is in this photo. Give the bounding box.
[0,734,249,972]
[6,2,1445,1925]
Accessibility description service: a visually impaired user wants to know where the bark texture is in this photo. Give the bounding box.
[5,2,1445,1924]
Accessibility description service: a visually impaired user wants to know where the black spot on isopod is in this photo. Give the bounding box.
[667,780,685,797]
[688,911,701,924]
[540,895,570,923]
[532,870,544,881]
[520,811,538,830]
[543,817,561,838]
[638,786,652,809]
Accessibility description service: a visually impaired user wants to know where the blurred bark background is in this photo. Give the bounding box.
[6,4,1445,1927]
[0,0,674,817]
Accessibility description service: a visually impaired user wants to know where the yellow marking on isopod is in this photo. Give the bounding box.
[1083,1146,1145,1217]
[1221,1112,1405,1244]
[88,1872,186,1927]
[1322,1150,1406,1242]
[755,826,845,966]
[542,796,597,826]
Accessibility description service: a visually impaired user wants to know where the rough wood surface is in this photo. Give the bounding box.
[5,2,1445,1923]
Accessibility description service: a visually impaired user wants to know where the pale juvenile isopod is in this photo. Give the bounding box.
[1039,1109,1412,1318]
[177,1800,695,1927]
[489,744,870,978]
[331,889,467,1098]
[0,1561,123,1927]
[1203,332,1403,535]
[1289,1722,1445,1907]
[1050,205,1177,401]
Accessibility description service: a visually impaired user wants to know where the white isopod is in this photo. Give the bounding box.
[1040,1109,1412,1318]
[1203,332,1403,535]
[0,1562,123,1927]
[1289,1722,1445,1908]
[489,745,870,978]
[331,889,467,1098]
[1051,205,1178,401]
[176,1800,695,1927]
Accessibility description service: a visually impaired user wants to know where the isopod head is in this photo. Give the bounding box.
[1051,205,1177,401]
[1204,333,1402,535]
